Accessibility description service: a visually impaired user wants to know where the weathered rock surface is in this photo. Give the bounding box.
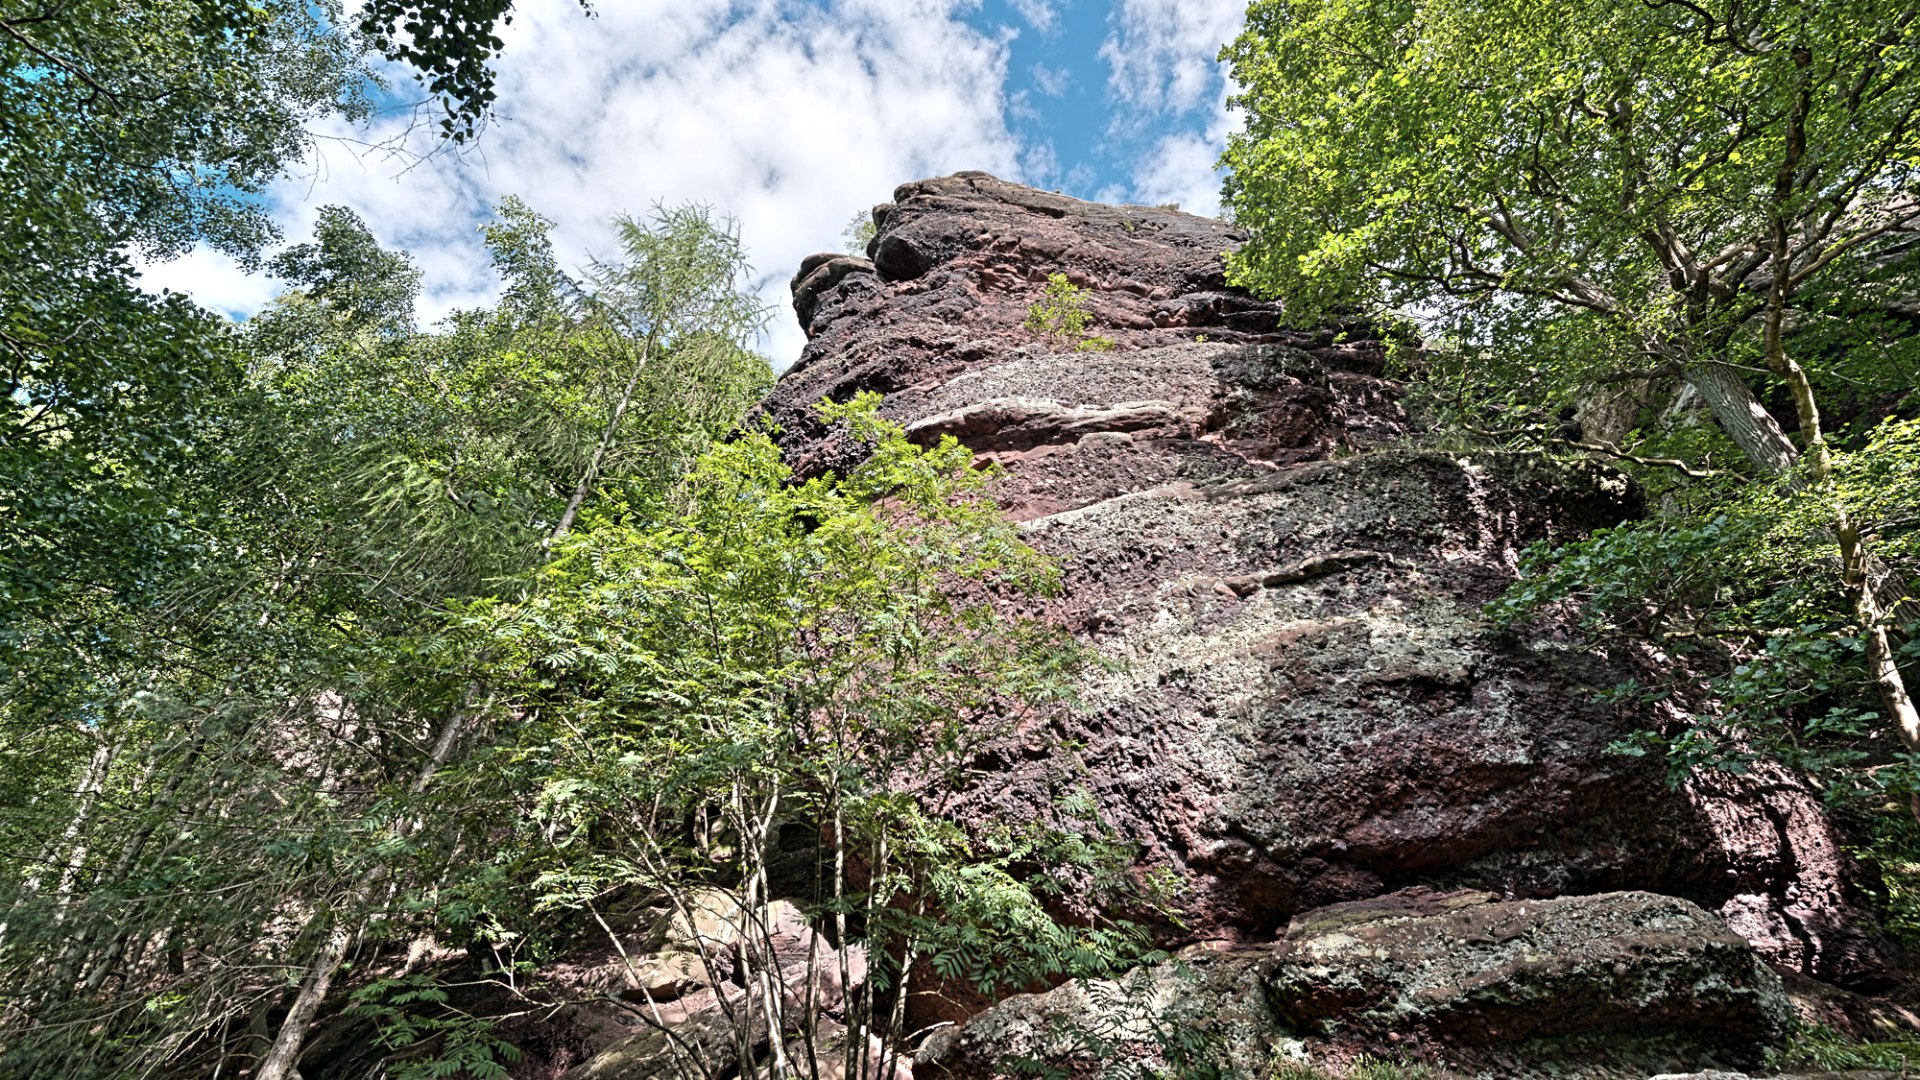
[917,890,1793,1077]
[566,1008,741,1080]
[558,894,883,1080]
[652,887,748,953]
[759,173,1895,1002]
[916,942,1275,1077]
[1270,890,1791,1056]
[297,174,1911,1080]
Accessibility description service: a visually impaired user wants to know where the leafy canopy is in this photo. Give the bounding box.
[0,198,772,1079]
[1221,0,1920,459]
[356,0,594,142]
[1492,417,1920,801]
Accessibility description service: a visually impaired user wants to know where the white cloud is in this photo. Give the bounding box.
[1007,87,1041,124]
[141,0,1027,368]
[1097,0,1245,219]
[1099,0,1242,118]
[1130,130,1222,216]
[137,0,1265,356]
[1030,62,1071,97]
[1128,85,1241,218]
[1007,0,1058,33]
[134,247,283,321]
[1021,140,1061,187]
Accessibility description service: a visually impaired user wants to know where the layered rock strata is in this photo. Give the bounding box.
[761,172,1895,1001]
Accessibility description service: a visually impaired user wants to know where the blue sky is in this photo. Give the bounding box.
[987,0,1243,204]
[140,0,1247,367]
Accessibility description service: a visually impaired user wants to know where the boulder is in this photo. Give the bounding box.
[794,1022,917,1080]
[1269,890,1794,1061]
[917,891,1793,1076]
[617,951,710,1003]
[915,945,1272,1078]
[564,1008,742,1080]
[793,255,877,332]
[654,887,746,953]
[757,898,869,1013]
[571,897,883,1078]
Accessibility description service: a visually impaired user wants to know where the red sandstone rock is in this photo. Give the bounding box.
[759,172,1897,1000]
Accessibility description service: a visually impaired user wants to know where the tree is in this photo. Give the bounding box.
[0,3,758,1068]
[1222,0,1919,474]
[0,0,594,652]
[0,14,380,1065]
[1222,0,1920,813]
[0,201,772,1079]
[1024,273,1117,352]
[355,0,595,142]
[843,209,877,255]
[1,0,371,656]
[449,396,1154,1078]
[267,206,425,340]
[240,202,768,1080]
[1490,417,1920,830]
[557,204,772,538]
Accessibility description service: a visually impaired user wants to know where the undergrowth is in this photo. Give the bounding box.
[1851,813,1920,950]
[1270,1054,1440,1080]
[1770,1024,1920,1072]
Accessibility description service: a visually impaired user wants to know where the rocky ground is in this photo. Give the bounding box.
[412,174,1919,1079]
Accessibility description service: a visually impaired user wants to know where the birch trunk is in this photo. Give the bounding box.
[255,703,472,1080]
[0,729,118,952]
[549,331,654,545]
[1757,181,1920,820]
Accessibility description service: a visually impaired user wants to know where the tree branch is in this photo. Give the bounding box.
[1468,424,1723,478]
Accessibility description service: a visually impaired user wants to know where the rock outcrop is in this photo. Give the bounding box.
[268,174,1918,1080]
[755,172,1902,1061]
[1268,890,1792,1061]
[917,890,1794,1076]
[766,172,1889,970]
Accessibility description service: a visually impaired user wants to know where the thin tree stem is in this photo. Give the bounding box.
[549,330,655,545]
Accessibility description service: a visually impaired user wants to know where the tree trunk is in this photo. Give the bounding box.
[1757,234,1920,821]
[0,729,118,952]
[253,920,353,1080]
[549,331,654,545]
[1680,361,1799,474]
[74,722,216,991]
[255,704,473,1080]
[1841,516,1920,737]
